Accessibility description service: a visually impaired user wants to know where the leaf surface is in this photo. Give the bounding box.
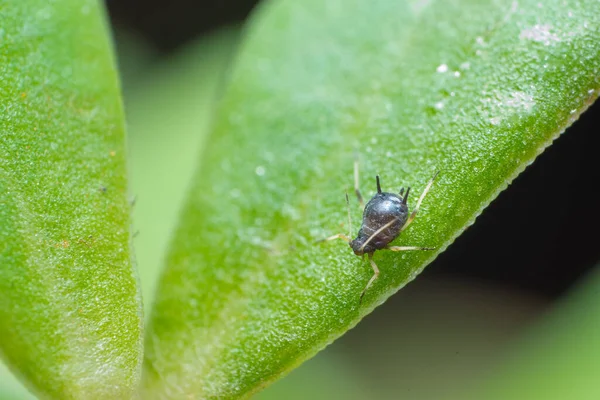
[143,0,600,397]
[0,1,142,398]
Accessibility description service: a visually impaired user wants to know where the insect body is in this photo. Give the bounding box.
[350,176,409,256]
[320,160,438,302]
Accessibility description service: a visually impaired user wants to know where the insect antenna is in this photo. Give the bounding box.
[345,191,353,237]
[376,175,382,194]
[402,187,411,205]
[354,156,364,207]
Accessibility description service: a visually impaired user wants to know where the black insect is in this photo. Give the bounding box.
[319,159,439,302]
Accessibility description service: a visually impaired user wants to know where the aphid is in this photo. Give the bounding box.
[319,159,439,302]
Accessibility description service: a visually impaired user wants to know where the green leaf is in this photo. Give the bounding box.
[0,360,35,400]
[143,0,600,397]
[474,267,600,400]
[0,1,142,398]
[126,28,240,317]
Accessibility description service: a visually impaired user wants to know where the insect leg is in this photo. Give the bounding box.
[386,245,434,251]
[354,156,365,209]
[360,253,380,303]
[400,171,440,232]
[359,217,398,253]
[315,233,351,244]
[316,191,354,244]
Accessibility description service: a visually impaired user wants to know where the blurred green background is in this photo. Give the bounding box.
[2,2,600,399]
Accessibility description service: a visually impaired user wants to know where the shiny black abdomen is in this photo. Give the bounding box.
[350,192,408,255]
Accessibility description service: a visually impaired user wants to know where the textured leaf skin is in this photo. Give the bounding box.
[144,0,600,398]
[0,1,143,398]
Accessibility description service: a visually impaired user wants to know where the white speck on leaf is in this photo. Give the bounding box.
[520,24,560,45]
[504,91,536,110]
[255,166,266,176]
[436,64,448,73]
